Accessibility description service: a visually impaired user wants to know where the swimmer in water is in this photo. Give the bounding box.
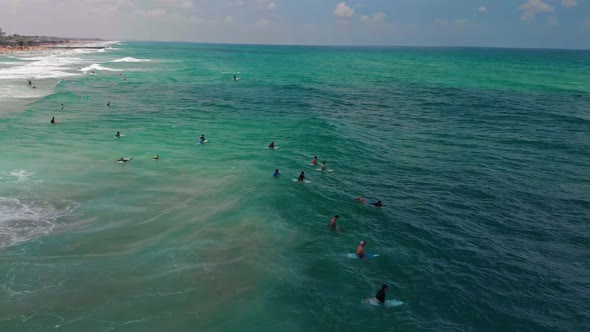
[153,155,160,160]
[107,102,111,107]
[298,171,306,182]
[115,131,120,138]
[357,240,367,258]
[375,284,388,304]
[116,157,133,163]
[273,169,280,176]
[60,103,64,109]
[269,141,275,149]
[321,161,327,171]
[329,215,339,229]
[372,200,383,207]
[50,116,56,124]
[199,134,206,144]
[311,156,318,166]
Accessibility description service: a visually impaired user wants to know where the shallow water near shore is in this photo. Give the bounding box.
[0,42,589,331]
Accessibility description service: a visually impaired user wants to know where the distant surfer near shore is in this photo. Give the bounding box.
[28,80,32,86]
[269,141,275,149]
[273,169,280,177]
[199,134,206,144]
[115,131,121,138]
[116,157,133,163]
[50,116,57,124]
[61,103,64,110]
[107,102,111,107]
[233,75,239,81]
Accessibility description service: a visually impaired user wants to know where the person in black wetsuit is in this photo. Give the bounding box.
[115,131,121,138]
[298,171,305,182]
[375,284,388,303]
[51,116,56,124]
[269,141,275,149]
[371,200,383,207]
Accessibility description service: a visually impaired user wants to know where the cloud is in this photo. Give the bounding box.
[561,0,577,7]
[546,16,559,28]
[334,2,354,17]
[520,0,553,20]
[479,6,488,13]
[224,16,233,24]
[256,0,276,10]
[255,18,271,29]
[180,1,193,9]
[133,8,168,17]
[361,12,387,24]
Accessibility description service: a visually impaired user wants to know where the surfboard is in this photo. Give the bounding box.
[199,140,208,144]
[114,135,125,138]
[316,168,334,172]
[292,179,312,183]
[267,146,279,149]
[362,298,404,307]
[346,253,379,259]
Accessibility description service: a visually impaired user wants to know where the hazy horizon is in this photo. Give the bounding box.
[1,0,589,50]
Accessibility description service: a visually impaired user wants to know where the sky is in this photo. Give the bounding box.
[1,0,589,49]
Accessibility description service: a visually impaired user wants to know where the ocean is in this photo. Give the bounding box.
[0,42,589,331]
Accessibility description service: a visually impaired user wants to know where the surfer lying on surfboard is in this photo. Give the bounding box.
[356,197,383,207]
[116,157,133,163]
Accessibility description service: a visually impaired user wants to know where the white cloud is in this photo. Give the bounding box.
[334,2,354,17]
[256,0,276,10]
[479,6,488,13]
[180,1,193,9]
[224,16,233,24]
[520,0,553,20]
[361,12,387,24]
[133,9,168,17]
[561,0,577,7]
[255,18,271,29]
[546,16,559,28]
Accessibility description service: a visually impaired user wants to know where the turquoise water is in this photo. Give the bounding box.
[1,42,589,331]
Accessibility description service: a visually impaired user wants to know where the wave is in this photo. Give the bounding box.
[112,57,150,63]
[0,197,77,249]
[80,63,122,72]
[9,169,34,182]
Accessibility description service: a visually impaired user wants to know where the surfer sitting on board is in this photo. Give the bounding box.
[298,171,306,182]
[311,156,318,165]
[51,116,57,124]
[375,284,388,304]
[321,161,327,171]
[357,240,367,258]
[269,141,275,149]
[273,169,280,176]
[115,131,121,138]
[199,134,206,144]
[329,215,339,229]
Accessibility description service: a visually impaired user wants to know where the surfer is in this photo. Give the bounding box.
[357,240,367,258]
[329,215,339,229]
[273,169,280,177]
[107,102,111,107]
[372,200,383,207]
[28,80,32,86]
[375,284,388,304]
[233,75,237,81]
[60,103,64,110]
[311,156,318,166]
[321,161,327,171]
[199,134,206,144]
[50,116,56,124]
[116,157,132,163]
[269,141,275,149]
[356,197,383,207]
[153,155,160,160]
[298,171,306,182]
[115,131,121,138]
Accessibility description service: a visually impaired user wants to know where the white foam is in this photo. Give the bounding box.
[0,197,76,248]
[80,63,122,72]
[9,169,34,182]
[112,57,150,63]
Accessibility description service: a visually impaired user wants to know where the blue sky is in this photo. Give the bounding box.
[1,0,589,48]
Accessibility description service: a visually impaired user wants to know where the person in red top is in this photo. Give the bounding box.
[357,240,367,258]
[329,215,339,229]
[311,156,318,165]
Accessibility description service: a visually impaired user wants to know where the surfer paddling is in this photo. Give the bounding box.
[375,284,388,304]
[329,215,339,229]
